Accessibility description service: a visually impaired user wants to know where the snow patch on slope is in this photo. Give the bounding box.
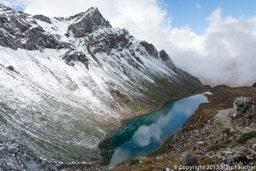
[0,47,121,121]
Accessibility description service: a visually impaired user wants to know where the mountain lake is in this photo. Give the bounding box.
[101,93,209,165]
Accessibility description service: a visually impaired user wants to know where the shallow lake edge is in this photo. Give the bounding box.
[98,88,209,166]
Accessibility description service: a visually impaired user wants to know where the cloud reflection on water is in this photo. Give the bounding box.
[109,94,207,165]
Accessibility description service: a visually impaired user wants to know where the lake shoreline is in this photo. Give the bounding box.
[113,85,256,171]
[98,88,209,166]
[52,88,208,170]
[147,91,212,158]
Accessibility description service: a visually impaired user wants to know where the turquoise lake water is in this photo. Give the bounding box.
[104,93,208,165]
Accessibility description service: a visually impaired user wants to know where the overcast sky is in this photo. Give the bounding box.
[1,0,256,86]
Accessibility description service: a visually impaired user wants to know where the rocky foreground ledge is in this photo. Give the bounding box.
[113,84,256,171]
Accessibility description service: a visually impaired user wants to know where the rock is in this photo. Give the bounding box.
[181,152,198,166]
[33,14,52,24]
[91,28,131,54]
[197,141,205,146]
[7,143,19,154]
[231,97,256,126]
[246,155,254,160]
[159,50,176,69]
[245,117,253,126]
[24,26,63,50]
[140,41,158,58]
[223,128,232,137]
[63,51,89,69]
[7,65,14,71]
[0,11,30,50]
[251,144,256,150]
[232,155,254,166]
[221,150,233,155]
[0,144,4,151]
[233,97,252,117]
[207,151,214,156]
[0,24,18,50]
[234,97,250,112]
[0,6,69,51]
[230,109,238,118]
[68,7,111,38]
[159,50,169,61]
[252,82,256,88]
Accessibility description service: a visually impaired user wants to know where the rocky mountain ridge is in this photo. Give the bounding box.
[0,3,205,169]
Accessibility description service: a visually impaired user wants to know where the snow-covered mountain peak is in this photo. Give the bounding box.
[67,7,111,37]
[0,4,205,166]
[67,7,103,21]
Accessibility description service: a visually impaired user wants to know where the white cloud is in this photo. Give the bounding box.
[1,0,256,86]
[171,9,256,86]
[0,0,20,7]
[195,2,201,9]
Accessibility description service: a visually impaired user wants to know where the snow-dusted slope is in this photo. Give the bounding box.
[0,3,204,165]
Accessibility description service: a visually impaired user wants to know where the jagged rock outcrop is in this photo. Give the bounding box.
[140,41,158,59]
[24,26,63,50]
[0,7,68,50]
[33,14,52,24]
[232,97,252,117]
[90,28,131,54]
[159,50,175,69]
[159,50,170,61]
[68,7,111,38]
[230,97,256,126]
[63,50,89,68]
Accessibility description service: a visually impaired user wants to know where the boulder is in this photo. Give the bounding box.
[231,97,256,126]
[197,141,205,146]
[233,97,251,117]
[63,51,89,69]
[7,65,14,71]
[251,144,256,150]
[181,151,198,166]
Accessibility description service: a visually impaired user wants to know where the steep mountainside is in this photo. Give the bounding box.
[0,3,205,167]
